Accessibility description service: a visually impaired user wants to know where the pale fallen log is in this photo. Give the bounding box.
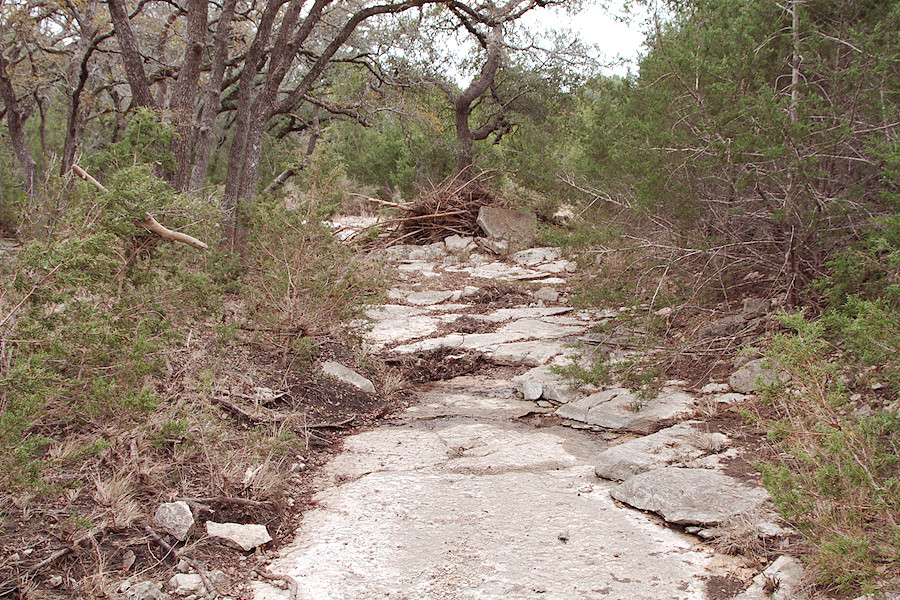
[72,164,208,250]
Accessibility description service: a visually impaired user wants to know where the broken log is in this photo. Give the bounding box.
[71,164,208,250]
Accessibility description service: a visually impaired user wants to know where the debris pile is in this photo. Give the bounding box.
[390,175,499,245]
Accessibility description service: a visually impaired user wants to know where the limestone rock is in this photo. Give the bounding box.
[168,571,227,596]
[387,288,456,306]
[731,556,808,600]
[382,244,414,262]
[404,290,456,306]
[512,366,581,405]
[594,421,730,481]
[511,247,560,266]
[556,387,696,434]
[206,521,272,551]
[124,581,168,600]
[487,340,567,367]
[152,501,194,541]
[533,287,559,303]
[476,206,538,246]
[553,205,577,225]
[700,382,731,394]
[476,237,509,254]
[444,235,475,252]
[321,361,376,395]
[729,358,786,394]
[520,380,543,400]
[407,242,446,261]
[697,315,746,339]
[610,467,771,526]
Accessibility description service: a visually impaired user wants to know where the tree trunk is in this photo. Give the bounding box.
[169,0,208,189]
[107,0,154,108]
[0,50,40,200]
[222,0,440,246]
[786,0,803,305]
[452,24,503,180]
[61,1,105,175]
[221,0,286,244]
[789,0,801,124]
[188,0,237,193]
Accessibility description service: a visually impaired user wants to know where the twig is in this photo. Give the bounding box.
[349,192,409,209]
[71,164,208,250]
[26,524,107,577]
[254,567,299,600]
[143,525,219,599]
[176,496,275,509]
[211,395,259,423]
[211,395,356,429]
[383,209,469,224]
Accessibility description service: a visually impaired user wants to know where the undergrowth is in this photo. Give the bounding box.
[753,213,900,597]
[0,109,386,597]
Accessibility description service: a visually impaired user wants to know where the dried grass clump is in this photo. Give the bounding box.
[388,173,500,245]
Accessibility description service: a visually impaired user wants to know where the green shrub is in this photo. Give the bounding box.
[0,162,222,489]
[550,350,611,389]
[757,311,900,595]
[245,198,386,348]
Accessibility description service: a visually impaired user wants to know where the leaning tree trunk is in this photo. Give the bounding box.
[168,0,208,189]
[221,0,285,244]
[188,0,237,193]
[451,24,503,181]
[0,50,40,200]
[107,0,154,108]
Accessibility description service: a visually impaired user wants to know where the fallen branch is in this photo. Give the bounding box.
[143,525,219,599]
[211,394,259,423]
[348,192,409,209]
[211,394,356,429]
[176,496,275,509]
[254,567,299,600]
[26,523,107,577]
[71,164,208,250]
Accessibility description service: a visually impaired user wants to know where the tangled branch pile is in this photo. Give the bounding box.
[388,174,499,245]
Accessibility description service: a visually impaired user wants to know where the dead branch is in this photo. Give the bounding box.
[254,567,299,600]
[349,192,409,209]
[556,172,632,210]
[71,164,208,249]
[379,172,501,245]
[176,496,275,509]
[211,394,259,423]
[25,523,107,577]
[211,394,356,429]
[143,525,219,599]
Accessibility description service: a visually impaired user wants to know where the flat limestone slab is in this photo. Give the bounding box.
[362,314,444,348]
[403,376,537,421]
[453,262,549,280]
[255,423,734,600]
[486,340,569,366]
[556,387,697,433]
[494,318,587,339]
[475,306,573,322]
[387,289,458,306]
[610,467,771,526]
[387,331,527,354]
[594,421,730,481]
[511,247,561,265]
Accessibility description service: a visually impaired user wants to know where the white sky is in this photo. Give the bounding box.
[522,1,652,76]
